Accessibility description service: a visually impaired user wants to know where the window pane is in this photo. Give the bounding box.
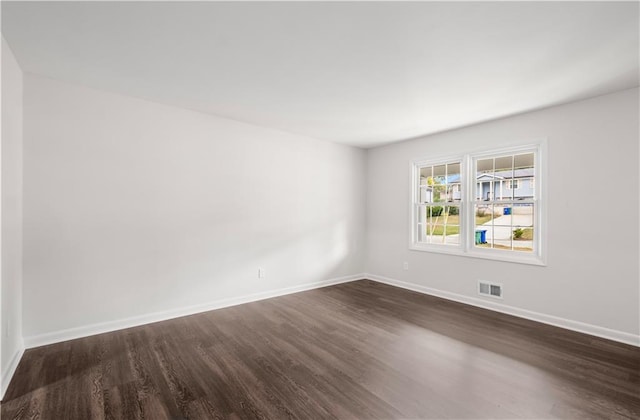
[429,165,446,203]
[418,163,461,205]
[432,224,445,237]
[494,156,513,200]
[444,205,460,224]
[474,204,490,248]
[433,184,446,203]
[475,204,494,225]
[494,155,513,172]
[418,204,460,247]
[512,203,534,252]
[447,162,460,176]
[476,158,493,201]
[433,164,446,179]
[494,206,512,225]
[477,158,493,173]
[447,184,461,202]
[514,153,535,200]
[477,152,536,203]
[474,203,535,251]
[418,184,431,203]
[496,180,510,201]
[419,166,433,203]
[489,205,513,249]
[514,153,534,169]
[420,166,433,179]
[447,162,461,202]
[426,205,444,223]
[427,225,436,243]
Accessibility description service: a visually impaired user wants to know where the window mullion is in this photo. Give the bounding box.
[464,154,473,252]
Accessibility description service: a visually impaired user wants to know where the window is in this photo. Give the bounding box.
[411,143,545,265]
[413,159,462,247]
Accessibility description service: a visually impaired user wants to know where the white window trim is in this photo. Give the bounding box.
[409,140,547,266]
[410,155,465,255]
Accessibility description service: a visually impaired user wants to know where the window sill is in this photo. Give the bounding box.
[409,243,546,266]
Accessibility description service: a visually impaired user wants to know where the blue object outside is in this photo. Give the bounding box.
[475,229,487,244]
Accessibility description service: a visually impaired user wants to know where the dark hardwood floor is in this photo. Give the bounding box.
[2,279,639,419]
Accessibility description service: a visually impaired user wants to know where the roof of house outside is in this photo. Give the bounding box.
[420,168,534,185]
[443,168,534,184]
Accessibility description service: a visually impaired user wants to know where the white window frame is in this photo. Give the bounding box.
[410,141,547,266]
[410,155,465,255]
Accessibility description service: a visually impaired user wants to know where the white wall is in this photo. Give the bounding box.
[1,37,25,397]
[15,71,640,350]
[366,88,639,342]
[22,74,366,343]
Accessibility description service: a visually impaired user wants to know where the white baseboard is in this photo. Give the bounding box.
[24,273,365,349]
[364,273,640,347]
[1,344,25,400]
[21,272,640,351]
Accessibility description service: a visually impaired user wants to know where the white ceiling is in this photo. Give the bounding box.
[2,1,638,148]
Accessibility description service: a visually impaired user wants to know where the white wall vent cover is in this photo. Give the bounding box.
[478,281,503,299]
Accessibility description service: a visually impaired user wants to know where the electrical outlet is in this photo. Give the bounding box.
[403,261,409,270]
[258,268,265,279]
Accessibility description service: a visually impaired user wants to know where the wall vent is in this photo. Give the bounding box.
[478,280,503,299]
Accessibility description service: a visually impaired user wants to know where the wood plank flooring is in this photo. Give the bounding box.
[2,279,639,419]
